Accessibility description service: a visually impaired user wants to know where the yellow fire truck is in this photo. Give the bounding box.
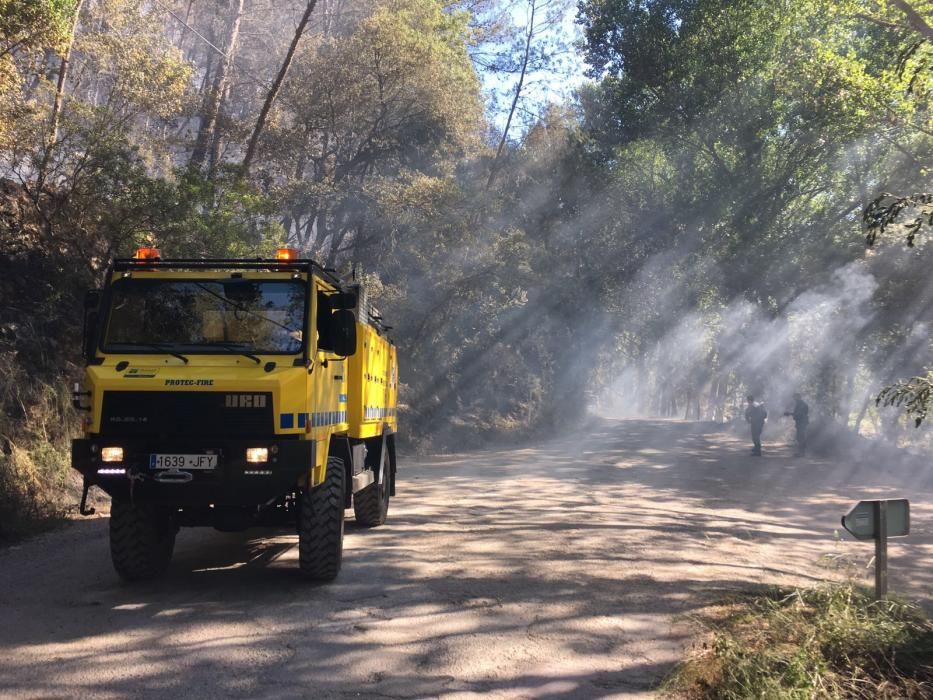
[71,248,398,582]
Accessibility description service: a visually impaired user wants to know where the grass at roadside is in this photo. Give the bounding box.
[0,354,80,541]
[664,584,933,699]
[0,441,77,541]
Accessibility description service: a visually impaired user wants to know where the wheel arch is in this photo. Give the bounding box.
[326,435,353,508]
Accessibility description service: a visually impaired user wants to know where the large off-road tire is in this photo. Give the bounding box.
[353,445,390,527]
[109,500,176,582]
[298,456,345,581]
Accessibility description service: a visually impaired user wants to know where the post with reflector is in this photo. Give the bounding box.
[875,500,887,599]
[841,498,909,601]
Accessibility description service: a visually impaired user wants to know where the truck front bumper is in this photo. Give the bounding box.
[72,437,315,507]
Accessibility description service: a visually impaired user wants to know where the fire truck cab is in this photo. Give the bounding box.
[71,248,398,582]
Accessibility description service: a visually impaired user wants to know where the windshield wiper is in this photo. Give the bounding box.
[198,342,262,364]
[118,343,189,363]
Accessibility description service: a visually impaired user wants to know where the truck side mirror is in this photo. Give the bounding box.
[83,290,102,362]
[317,292,335,351]
[331,309,357,357]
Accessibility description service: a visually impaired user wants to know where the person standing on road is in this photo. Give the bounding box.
[784,393,809,456]
[744,395,767,456]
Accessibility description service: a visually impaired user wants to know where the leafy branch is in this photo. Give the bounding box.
[863,192,933,246]
[876,372,933,427]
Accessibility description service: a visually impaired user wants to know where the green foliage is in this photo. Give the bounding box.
[0,0,74,150]
[4,0,933,530]
[0,351,77,538]
[126,168,286,258]
[569,0,933,423]
[0,0,73,58]
[266,0,484,265]
[877,371,933,427]
[865,192,933,247]
[578,0,782,143]
[665,584,933,699]
[73,0,191,120]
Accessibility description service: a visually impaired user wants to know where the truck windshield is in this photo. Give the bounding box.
[102,278,306,355]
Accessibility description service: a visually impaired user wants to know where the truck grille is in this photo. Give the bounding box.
[100,391,274,438]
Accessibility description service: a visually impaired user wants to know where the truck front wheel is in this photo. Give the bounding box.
[298,456,345,581]
[109,500,176,581]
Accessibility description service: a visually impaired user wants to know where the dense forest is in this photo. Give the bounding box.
[1,0,932,532]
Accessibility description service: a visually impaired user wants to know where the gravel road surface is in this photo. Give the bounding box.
[1,419,931,699]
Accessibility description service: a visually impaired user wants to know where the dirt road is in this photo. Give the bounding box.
[1,419,931,699]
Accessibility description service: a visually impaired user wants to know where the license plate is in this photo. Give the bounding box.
[149,454,218,470]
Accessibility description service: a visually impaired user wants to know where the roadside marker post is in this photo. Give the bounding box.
[841,498,910,600]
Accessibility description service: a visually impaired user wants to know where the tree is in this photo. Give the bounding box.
[888,0,933,42]
[485,0,569,188]
[270,0,483,263]
[242,0,318,174]
[0,0,72,152]
[37,0,83,189]
[570,0,933,430]
[864,192,933,246]
[189,0,244,171]
[0,0,71,65]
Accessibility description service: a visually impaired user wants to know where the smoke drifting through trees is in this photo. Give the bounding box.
[603,259,895,424]
[572,0,933,448]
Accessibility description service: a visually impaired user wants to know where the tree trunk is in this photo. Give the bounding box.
[485,0,536,189]
[841,367,857,427]
[190,0,245,172]
[719,378,730,422]
[882,409,900,445]
[198,45,216,94]
[242,0,318,173]
[174,0,195,54]
[327,225,351,267]
[853,390,874,435]
[312,210,330,252]
[37,0,84,191]
[633,357,644,415]
[888,0,933,43]
[299,210,318,249]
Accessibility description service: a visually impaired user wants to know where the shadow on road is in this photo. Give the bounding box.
[0,418,930,699]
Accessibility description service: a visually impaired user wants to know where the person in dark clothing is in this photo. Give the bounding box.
[744,395,767,456]
[784,393,809,455]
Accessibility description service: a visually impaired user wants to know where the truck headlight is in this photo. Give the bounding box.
[101,446,124,463]
[246,447,269,463]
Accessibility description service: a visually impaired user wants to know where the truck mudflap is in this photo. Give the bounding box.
[72,438,315,507]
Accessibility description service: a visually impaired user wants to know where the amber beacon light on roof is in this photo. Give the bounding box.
[275,247,299,261]
[134,246,161,260]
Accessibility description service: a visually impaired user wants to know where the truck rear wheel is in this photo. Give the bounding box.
[298,456,345,581]
[353,446,390,527]
[109,500,176,581]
